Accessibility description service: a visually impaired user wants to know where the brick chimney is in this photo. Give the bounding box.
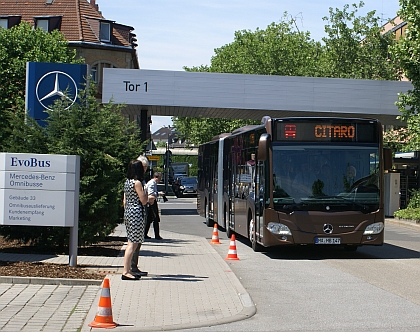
[90,0,99,12]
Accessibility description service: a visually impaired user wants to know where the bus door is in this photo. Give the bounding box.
[233,153,255,237]
[233,174,247,235]
[254,158,266,241]
[209,154,218,221]
[227,151,235,229]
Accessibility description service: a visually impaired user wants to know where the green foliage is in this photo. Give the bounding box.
[173,117,259,146]
[172,155,198,176]
[206,14,322,76]
[386,1,420,150]
[180,4,400,145]
[155,141,167,148]
[394,207,420,221]
[180,14,321,145]
[405,189,420,209]
[321,1,400,80]
[0,21,80,149]
[3,109,48,154]
[0,21,139,246]
[0,83,144,246]
[394,189,420,221]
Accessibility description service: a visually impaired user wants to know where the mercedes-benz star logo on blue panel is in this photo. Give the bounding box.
[36,71,78,111]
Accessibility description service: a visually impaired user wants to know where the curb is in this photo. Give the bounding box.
[385,217,420,231]
[0,275,102,286]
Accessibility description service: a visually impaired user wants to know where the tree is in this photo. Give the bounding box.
[204,15,322,76]
[321,1,400,80]
[0,21,79,150]
[388,0,420,151]
[179,14,321,144]
[1,83,144,246]
[172,117,259,146]
[178,4,399,144]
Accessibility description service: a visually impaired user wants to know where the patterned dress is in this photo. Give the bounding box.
[124,179,145,243]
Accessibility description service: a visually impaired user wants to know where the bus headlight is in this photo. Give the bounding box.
[363,222,384,235]
[267,222,292,235]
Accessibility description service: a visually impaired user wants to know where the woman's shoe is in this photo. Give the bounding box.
[121,274,140,280]
[132,270,148,276]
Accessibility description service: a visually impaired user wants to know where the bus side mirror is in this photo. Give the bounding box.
[383,148,392,170]
[258,133,271,161]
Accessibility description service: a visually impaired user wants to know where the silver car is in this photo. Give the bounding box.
[178,177,198,196]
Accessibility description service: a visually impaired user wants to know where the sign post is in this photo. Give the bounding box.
[0,153,80,266]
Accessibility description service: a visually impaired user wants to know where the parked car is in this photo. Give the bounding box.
[173,176,197,197]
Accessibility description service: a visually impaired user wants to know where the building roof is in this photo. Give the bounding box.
[0,0,133,47]
[152,126,189,148]
[152,126,175,141]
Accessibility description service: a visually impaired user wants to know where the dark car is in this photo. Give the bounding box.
[173,176,197,197]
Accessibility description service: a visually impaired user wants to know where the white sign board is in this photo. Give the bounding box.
[0,153,80,227]
[102,68,413,119]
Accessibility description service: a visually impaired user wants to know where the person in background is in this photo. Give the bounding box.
[122,159,148,280]
[130,155,149,277]
[318,164,334,195]
[293,162,317,197]
[145,172,164,240]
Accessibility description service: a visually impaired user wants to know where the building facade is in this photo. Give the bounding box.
[0,0,149,140]
[1,0,140,108]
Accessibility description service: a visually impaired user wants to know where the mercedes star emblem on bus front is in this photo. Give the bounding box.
[36,71,78,111]
[323,224,333,234]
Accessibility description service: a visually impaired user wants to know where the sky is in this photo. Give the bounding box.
[98,0,401,132]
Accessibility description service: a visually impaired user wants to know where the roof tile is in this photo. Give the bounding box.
[0,0,132,46]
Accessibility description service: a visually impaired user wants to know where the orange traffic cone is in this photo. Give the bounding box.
[89,278,117,329]
[210,223,221,244]
[225,234,240,260]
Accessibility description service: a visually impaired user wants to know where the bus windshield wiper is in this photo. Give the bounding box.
[310,196,370,211]
[285,196,372,212]
[338,197,370,211]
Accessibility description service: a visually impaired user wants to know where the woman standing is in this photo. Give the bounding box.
[122,159,148,280]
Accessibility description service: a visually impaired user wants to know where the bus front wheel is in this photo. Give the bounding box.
[249,218,263,252]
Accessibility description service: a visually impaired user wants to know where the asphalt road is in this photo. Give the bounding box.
[160,197,420,332]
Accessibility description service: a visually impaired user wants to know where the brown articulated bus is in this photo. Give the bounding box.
[197,116,392,252]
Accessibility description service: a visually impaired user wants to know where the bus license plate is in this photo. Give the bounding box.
[315,237,341,244]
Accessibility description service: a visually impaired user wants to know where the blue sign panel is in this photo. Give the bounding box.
[26,62,87,126]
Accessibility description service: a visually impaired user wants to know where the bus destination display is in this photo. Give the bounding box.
[275,120,378,143]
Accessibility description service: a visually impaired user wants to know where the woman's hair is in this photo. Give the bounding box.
[126,159,145,181]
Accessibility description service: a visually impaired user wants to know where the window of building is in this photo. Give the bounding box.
[0,16,22,29]
[34,16,62,32]
[90,62,117,93]
[100,21,111,42]
[36,19,49,31]
[0,19,7,29]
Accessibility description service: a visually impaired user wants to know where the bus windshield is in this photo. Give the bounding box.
[271,143,380,213]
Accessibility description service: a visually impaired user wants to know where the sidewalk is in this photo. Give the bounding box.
[0,225,256,332]
[0,217,418,331]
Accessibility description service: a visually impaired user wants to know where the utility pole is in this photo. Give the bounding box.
[164,143,172,193]
[165,131,184,193]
